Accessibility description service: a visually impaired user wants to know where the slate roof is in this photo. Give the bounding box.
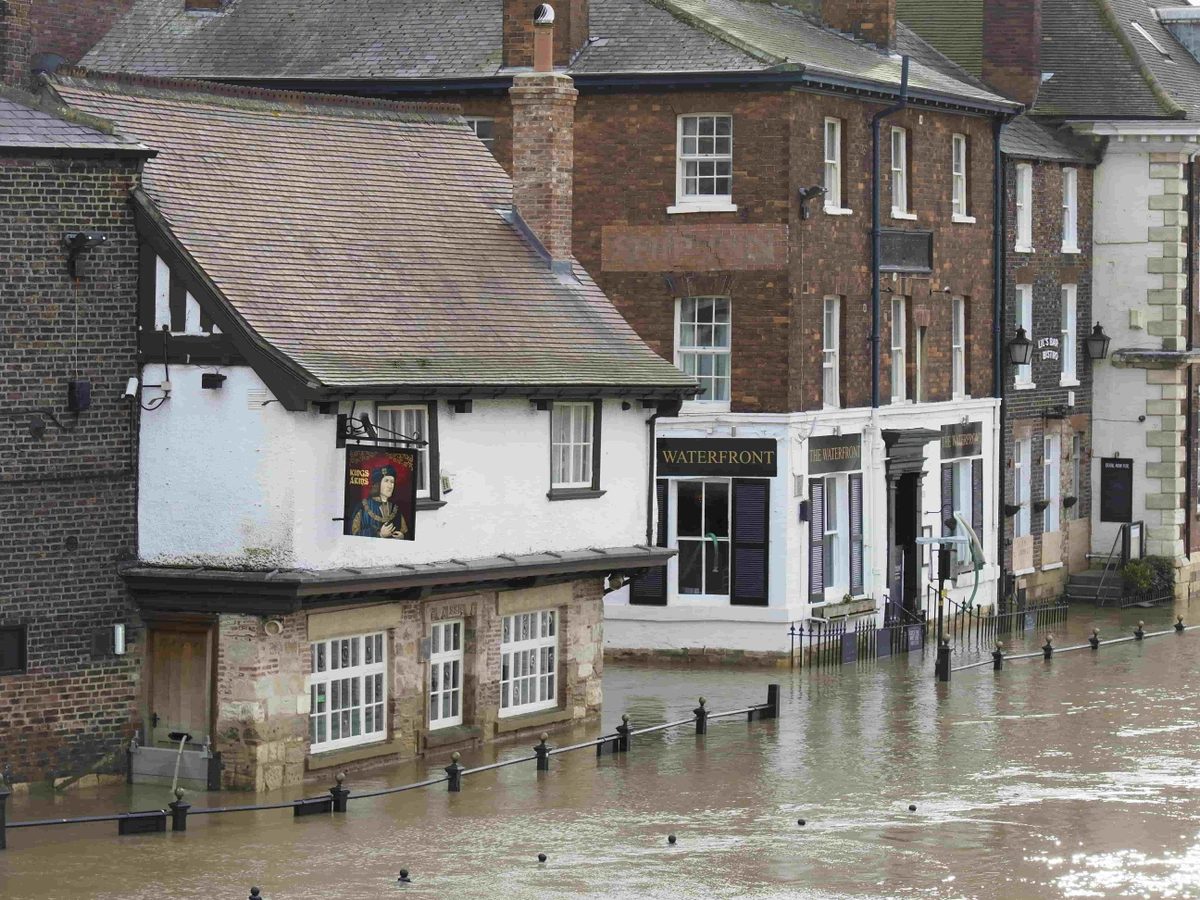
[1033,0,1200,120]
[1000,116,1090,164]
[81,0,1014,109]
[49,73,695,394]
[0,86,147,152]
[895,0,983,77]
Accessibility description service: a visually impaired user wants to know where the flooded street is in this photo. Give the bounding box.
[5,602,1200,899]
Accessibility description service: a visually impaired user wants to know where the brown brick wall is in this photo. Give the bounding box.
[1,0,134,88]
[821,0,896,47]
[981,0,1041,106]
[0,155,143,786]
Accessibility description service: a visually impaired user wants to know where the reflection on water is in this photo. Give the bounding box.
[3,604,1200,899]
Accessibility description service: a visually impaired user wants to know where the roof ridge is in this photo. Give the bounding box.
[1090,0,1186,118]
[642,0,788,65]
[48,66,465,123]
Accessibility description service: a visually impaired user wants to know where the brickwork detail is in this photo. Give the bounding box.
[510,71,578,263]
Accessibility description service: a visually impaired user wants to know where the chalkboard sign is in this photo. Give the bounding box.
[1100,457,1133,523]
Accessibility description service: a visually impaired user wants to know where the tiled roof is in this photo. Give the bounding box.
[1000,116,1090,164]
[1034,0,1200,120]
[896,0,983,77]
[0,86,147,152]
[50,73,694,393]
[81,0,1013,108]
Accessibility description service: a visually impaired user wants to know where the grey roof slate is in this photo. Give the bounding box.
[0,88,146,151]
[50,74,694,393]
[81,0,1012,107]
[1000,115,1089,163]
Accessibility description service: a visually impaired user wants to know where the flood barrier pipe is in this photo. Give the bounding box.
[952,623,1198,673]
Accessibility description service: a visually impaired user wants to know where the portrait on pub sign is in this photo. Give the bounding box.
[344,446,417,540]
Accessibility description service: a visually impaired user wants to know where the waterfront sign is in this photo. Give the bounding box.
[940,422,982,460]
[656,438,777,477]
[808,434,862,474]
[1100,457,1133,523]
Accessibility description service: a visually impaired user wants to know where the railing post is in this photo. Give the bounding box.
[445,752,464,792]
[169,787,190,832]
[992,641,1004,671]
[1177,616,1186,633]
[1042,635,1054,659]
[534,733,551,772]
[1089,628,1100,650]
[616,714,632,752]
[330,772,350,812]
[766,684,780,719]
[693,697,708,735]
[1134,621,1145,641]
[0,777,10,850]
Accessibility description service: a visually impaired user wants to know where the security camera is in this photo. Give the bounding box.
[123,376,139,400]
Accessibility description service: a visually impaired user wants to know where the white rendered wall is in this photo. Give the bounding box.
[139,364,652,569]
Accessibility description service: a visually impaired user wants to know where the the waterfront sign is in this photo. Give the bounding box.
[656,438,778,477]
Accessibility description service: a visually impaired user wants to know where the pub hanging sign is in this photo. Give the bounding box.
[940,422,982,460]
[344,445,418,540]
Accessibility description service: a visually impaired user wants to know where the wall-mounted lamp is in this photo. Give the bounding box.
[123,377,140,401]
[1007,327,1034,367]
[797,184,827,220]
[1084,322,1111,361]
[63,232,106,279]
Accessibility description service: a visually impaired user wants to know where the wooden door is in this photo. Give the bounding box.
[150,630,211,748]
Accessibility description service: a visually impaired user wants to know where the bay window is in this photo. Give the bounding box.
[500,610,558,716]
[309,632,387,752]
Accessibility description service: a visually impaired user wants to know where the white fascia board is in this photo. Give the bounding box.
[1069,120,1200,139]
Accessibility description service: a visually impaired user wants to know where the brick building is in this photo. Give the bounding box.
[0,88,153,787]
[79,0,1022,657]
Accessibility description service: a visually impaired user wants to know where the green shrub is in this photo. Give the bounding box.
[1121,556,1175,593]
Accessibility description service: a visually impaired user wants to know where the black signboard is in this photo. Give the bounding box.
[344,445,418,540]
[880,229,933,273]
[1100,457,1133,523]
[940,422,982,460]
[656,439,777,477]
[808,434,862,475]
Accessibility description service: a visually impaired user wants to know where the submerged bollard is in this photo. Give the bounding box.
[445,752,464,792]
[249,889,262,900]
[534,733,551,772]
[694,697,708,735]
[330,772,349,813]
[1042,635,1054,659]
[766,683,780,719]
[616,714,632,753]
[992,640,1004,671]
[1135,621,1145,641]
[397,869,412,884]
[1177,615,1186,633]
[1089,628,1100,650]
[169,787,190,832]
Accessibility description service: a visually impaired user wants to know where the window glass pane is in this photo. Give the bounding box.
[678,541,704,594]
[705,481,729,538]
[706,540,730,596]
[678,482,703,536]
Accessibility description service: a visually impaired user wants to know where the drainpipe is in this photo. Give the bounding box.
[871,56,909,409]
[646,409,660,545]
[993,116,1007,594]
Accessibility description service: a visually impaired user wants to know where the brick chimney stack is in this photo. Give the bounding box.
[509,4,578,270]
[0,0,32,88]
[504,0,589,68]
[822,0,896,49]
[981,0,1041,107]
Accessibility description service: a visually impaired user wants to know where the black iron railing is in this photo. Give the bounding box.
[788,615,927,669]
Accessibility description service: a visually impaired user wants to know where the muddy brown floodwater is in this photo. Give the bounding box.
[3,603,1200,899]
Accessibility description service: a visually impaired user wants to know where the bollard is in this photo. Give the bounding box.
[0,776,10,851]
[1135,621,1145,641]
[936,634,951,682]
[992,640,1004,671]
[534,733,551,772]
[766,683,780,719]
[1177,616,1186,633]
[249,889,262,900]
[1089,628,1100,650]
[397,869,412,884]
[1042,635,1053,660]
[169,787,190,832]
[694,697,708,735]
[445,752,464,792]
[616,714,632,753]
[330,772,350,813]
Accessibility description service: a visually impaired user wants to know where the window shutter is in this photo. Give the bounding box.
[849,473,864,596]
[941,463,954,537]
[972,458,984,555]
[809,478,825,603]
[731,479,770,606]
[629,480,669,606]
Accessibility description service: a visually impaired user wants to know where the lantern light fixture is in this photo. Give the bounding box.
[1084,322,1111,361]
[1007,326,1034,367]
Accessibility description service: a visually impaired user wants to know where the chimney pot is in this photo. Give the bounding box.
[533,5,554,73]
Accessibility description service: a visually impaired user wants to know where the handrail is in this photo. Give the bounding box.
[1094,524,1126,603]
[7,809,166,829]
[952,624,1197,672]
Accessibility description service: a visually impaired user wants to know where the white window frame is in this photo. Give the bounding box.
[676,297,731,409]
[1015,164,1033,252]
[428,620,463,730]
[674,478,732,599]
[464,117,496,153]
[1060,284,1078,386]
[500,610,558,717]
[824,118,851,214]
[550,402,594,489]
[1015,284,1034,387]
[1014,438,1031,538]
[891,296,907,402]
[376,404,431,499]
[1043,434,1061,534]
[670,114,736,214]
[890,127,915,219]
[952,134,975,223]
[951,459,974,566]
[951,297,966,398]
[309,632,387,753]
[1061,167,1079,253]
[822,473,849,600]
[823,296,840,409]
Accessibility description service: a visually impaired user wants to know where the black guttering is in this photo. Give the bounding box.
[993,115,1006,587]
[211,69,1020,116]
[0,144,155,159]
